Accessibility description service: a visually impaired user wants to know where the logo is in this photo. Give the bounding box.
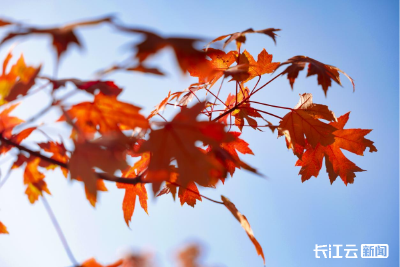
[314,244,389,259]
[361,244,389,258]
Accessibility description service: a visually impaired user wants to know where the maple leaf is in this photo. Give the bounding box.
[140,102,238,194]
[177,244,208,267]
[295,112,377,185]
[0,16,114,61]
[148,91,171,119]
[97,64,165,77]
[221,64,250,82]
[221,195,265,265]
[117,147,149,226]
[44,78,122,96]
[38,141,69,177]
[0,53,41,104]
[12,154,51,203]
[0,104,24,138]
[207,28,280,50]
[115,26,208,73]
[278,93,338,157]
[97,63,165,76]
[0,221,9,234]
[220,87,263,131]
[84,180,108,207]
[0,19,13,28]
[69,136,129,202]
[0,127,36,155]
[176,182,202,207]
[169,83,206,108]
[278,56,355,96]
[188,48,237,88]
[125,64,165,76]
[81,258,123,267]
[117,182,148,226]
[215,131,254,177]
[158,170,202,207]
[61,93,149,139]
[232,49,280,83]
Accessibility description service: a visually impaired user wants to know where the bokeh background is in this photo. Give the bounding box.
[0,0,398,266]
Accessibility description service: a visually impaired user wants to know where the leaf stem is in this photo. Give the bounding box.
[210,77,226,121]
[169,182,223,204]
[249,101,292,110]
[253,109,283,120]
[212,72,283,122]
[203,86,227,108]
[250,71,283,96]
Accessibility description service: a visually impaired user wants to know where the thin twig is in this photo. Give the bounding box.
[4,103,53,132]
[203,86,227,108]
[0,166,13,189]
[250,76,261,94]
[250,71,283,96]
[41,196,79,266]
[212,72,283,122]
[254,109,283,120]
[157,113,167,122]
[249,101,292,110]
[210,77,225,120]
[169,182,223,204]
[224,123,278,128]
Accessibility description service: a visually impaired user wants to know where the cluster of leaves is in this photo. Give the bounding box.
[0,16,376,265]
[81,243,215,267]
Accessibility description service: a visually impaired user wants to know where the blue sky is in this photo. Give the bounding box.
[0,0,398,266]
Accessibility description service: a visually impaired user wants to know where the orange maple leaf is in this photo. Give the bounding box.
[278,93,338,157]
[157,170,202,207]
[38,141,69,178]
[97,63,165,77]
[188,48,237,88]
[207,28,280,50]
[116,26,207,73]
[117,146,149,226]
[0,16,113,61]
[176,182,202,207]
[295,112,377,185]
[169,83,207,108]
[69,136,129,202]
[0,53,41,104]
[215,131,254,177]
[221,195,265,265]
[0,104,24,138]
[236,49,280,83]
[81,258,123,267]
[125,64,164,76]
[278,56,355,95]
[148,91,172,119]
[177,244,208,267]
[61,93,149,139]
[0,19,13,28]
[45,78,123,96]
[12,154,51,203]
[0,221,9,234]
[220,87,263,131]
[0,126,35,155]
[140,102,237,194]
[117,181,148,226]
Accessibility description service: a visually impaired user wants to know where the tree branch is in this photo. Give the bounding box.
[0,134,144,185]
